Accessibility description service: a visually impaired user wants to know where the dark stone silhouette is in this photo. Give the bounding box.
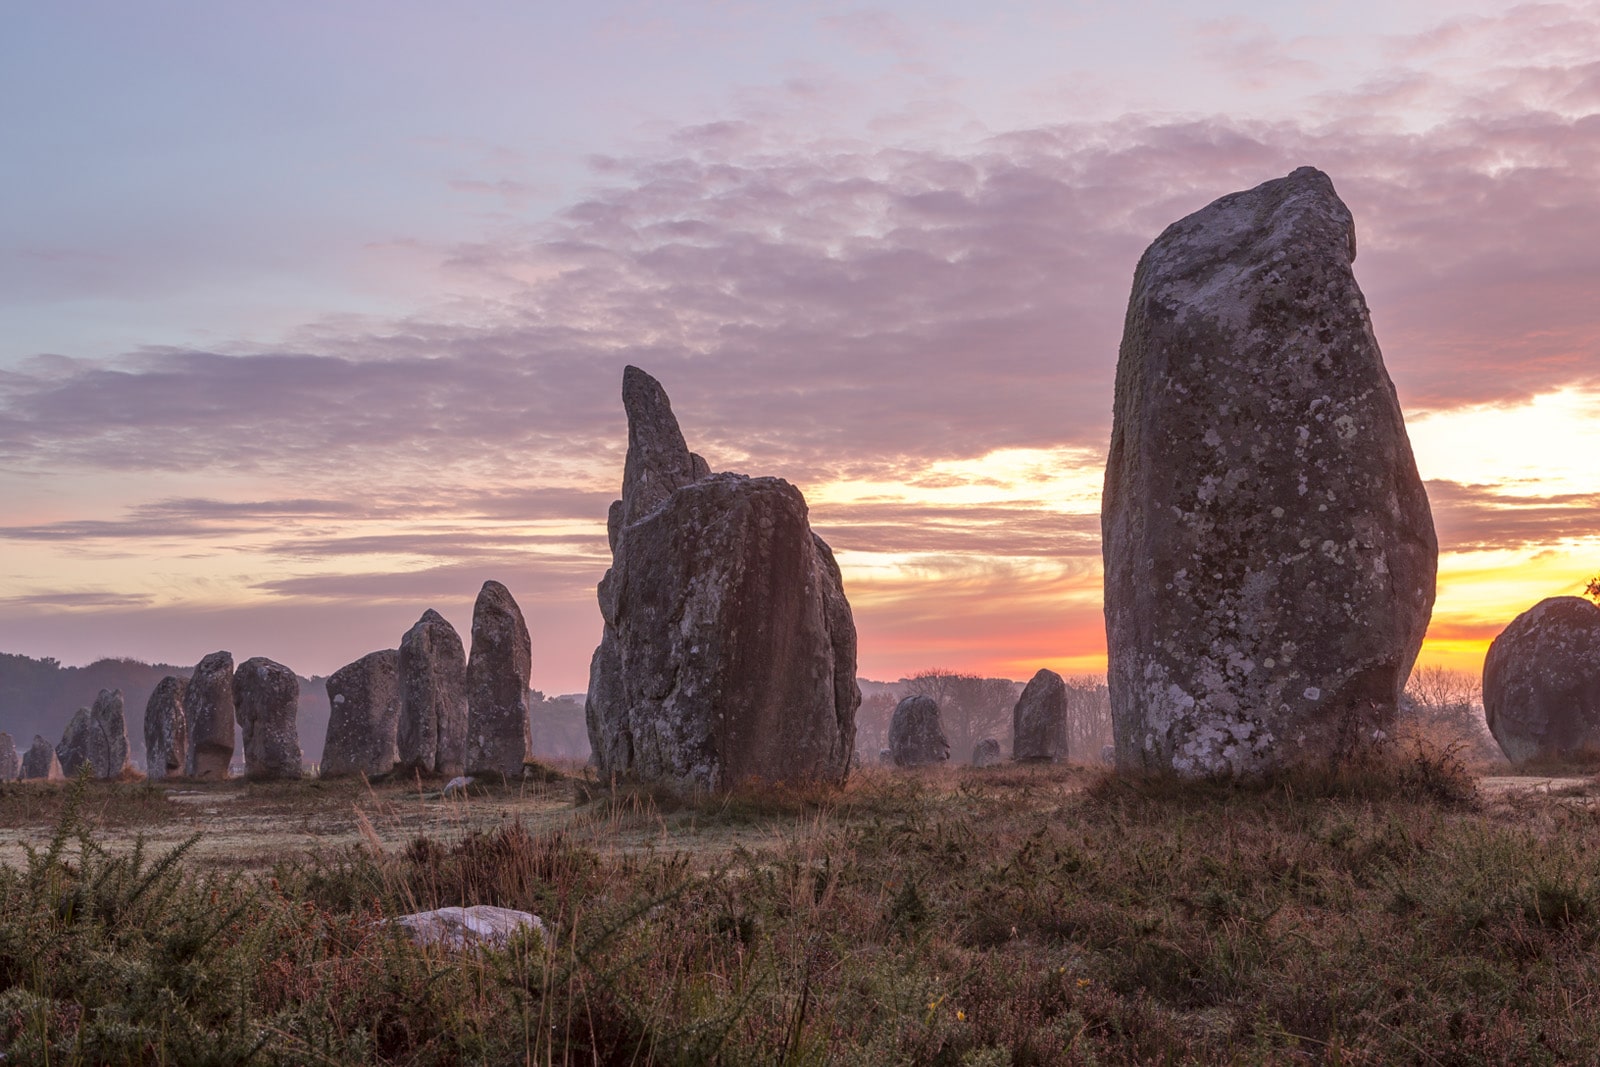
[465,582,532,779]
[1012,669,1069,763]
[1483,597,1600,762]
[234,657,303,780]
[57,689,131,779]
[1103,167,1437,776]
[397,609,469,776]
[971,737,1002,767]
[143,676,188,782]
[21,735,64,780]
[0,732,18,780]
[185,651,236,779]
[322,650,401,777]
[888,695,949,768]
[586,366,859,790]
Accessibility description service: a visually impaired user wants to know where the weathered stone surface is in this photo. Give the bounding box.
[972,737,1002,767]
[888,695,949,768]
[1102,167,1437,776]
[185,651,236,779]
[21,735,64,780]
[397,609,469,776]
[322,650,400,777]
[58,690,131,779]
[586,366,859,790]
[234,658,303,780]
[0,732,18,780]
[1483,597,1600,762]
[143,676,188,781]
[389,905,545,950]
[1012,668,1069,763]
[466,582,532,779]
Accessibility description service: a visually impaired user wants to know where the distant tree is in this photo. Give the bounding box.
[854,691,897,760]
[1586,574,1600,604]
[1062,676,1114,758]
[527,692,591,761]
[1401,664,1500,764]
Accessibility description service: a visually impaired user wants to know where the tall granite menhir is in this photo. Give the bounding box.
[1102,167,1437,776]
[323,650,401,777]
[465,582,533,779]
[397,609,469,776]
[143,676,188,782]
[235,657,303,780]
[0,732,18,781]
[1012,668,1068,763]
[586,367,860,790]
[185,651,237,779]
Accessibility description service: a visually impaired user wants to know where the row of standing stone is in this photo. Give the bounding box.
[0,579,535,783]
[0,688,133,782]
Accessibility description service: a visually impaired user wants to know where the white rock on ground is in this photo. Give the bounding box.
[389,905,544,950]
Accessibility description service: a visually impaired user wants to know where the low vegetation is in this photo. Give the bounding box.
[4,742,1600,1064]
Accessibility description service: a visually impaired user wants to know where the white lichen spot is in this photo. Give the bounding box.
[1271,506,1284,518]
[1303,687,1321,701]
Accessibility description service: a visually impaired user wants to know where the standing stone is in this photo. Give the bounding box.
[56,708,91,777]
[1483,597,1600,763]
[465,582,532,779]
[971,738,1002,767]
[397,609,469,776]
[143,676,189,782]
[0,732,18,780]
[888,695,949,768]
[322,650,401,777]
[57,690,131,779]
[1012,669,1069,763]
[234,658,303,780]
[21,735,64,781]
[1102,167,1437,776]
[586,366,860,790]
[185,651,237,779]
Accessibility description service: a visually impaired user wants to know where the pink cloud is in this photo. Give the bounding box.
[4,2,1600,685]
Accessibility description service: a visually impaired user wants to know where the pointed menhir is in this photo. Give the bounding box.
[396,609,469,776]
[586,366,860,790]
[465,581,533,780]
[1102,167,1437,776]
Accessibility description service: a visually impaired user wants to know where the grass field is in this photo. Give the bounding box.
[5,744,1600,1065]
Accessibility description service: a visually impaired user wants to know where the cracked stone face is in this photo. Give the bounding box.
[1483,597,1600,763]
[586,366,859,791]
[1102,167,1437,776]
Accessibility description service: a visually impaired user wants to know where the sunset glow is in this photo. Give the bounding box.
[2,1,1597,696]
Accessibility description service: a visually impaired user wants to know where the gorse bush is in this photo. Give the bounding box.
[6,758,1600,1063]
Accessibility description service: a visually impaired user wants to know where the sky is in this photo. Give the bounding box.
[2,0,1598,697]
